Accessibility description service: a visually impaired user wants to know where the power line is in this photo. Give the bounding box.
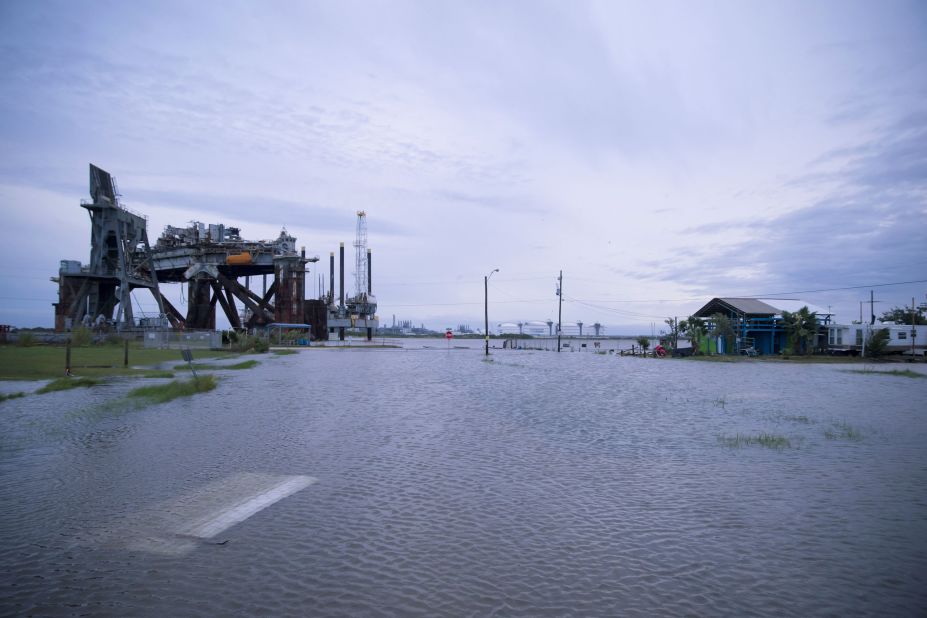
[740,279,927,297]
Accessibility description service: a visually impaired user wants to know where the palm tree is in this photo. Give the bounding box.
[680,316,707,354]
[781,306,818,355]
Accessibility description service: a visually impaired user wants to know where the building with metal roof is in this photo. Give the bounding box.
[693,297,832,355]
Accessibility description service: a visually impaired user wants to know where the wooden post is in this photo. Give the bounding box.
[65,339,71,376]
[124,339,129,368]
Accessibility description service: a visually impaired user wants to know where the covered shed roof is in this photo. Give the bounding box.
[694,298,781,318]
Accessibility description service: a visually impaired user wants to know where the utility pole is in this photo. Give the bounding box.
[485,268,499,356]
[557,270,563,353]
[912,297,917,359]
[870,290,876,325]
[485,275,489,356]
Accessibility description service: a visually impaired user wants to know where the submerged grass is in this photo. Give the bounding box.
[1,391,26,403]
[844,368,925,379]
[36,377,102,394]
[128,375,217,404]
[719,433,792,449]
[272,349,298,356]
[139,370,175,379]
[783,415,811,424]
[825,420,863,441]
[173,359,259,371]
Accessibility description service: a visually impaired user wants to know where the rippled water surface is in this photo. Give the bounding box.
[2,346,926,616]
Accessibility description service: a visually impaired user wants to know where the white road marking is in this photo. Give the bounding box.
[180,475,316,538]
[111,472,317,555]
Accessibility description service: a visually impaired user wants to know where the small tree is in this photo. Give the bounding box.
[663,318,680,349]
[710,313,736,354]
[865,328,890,357]
[635,335,650,351]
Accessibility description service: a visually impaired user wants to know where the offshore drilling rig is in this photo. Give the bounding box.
[325,211,378,340]
[54,164,378,340]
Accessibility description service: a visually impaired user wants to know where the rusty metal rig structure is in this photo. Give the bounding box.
[54,164,378,340]
[53,165,165,332]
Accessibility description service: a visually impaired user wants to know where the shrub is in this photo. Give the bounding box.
[865,328,890,358]
[71,327,93,347]
[230,334,269,354]
[15,332,35,347]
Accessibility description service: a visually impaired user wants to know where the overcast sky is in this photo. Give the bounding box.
[1,0,925,333]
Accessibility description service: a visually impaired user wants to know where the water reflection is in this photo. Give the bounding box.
[1,346,925,616]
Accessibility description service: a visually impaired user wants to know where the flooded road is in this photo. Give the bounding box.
[2,346,926,616]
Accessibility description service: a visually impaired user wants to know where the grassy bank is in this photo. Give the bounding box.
[0,344,233,380]
[128,375,218,403]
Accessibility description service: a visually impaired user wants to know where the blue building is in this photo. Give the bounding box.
[693,297,831,355]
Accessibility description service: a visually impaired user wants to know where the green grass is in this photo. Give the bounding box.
[0,391,26,402]
[0,344,233,380]
[719,433,791,449]
[128,375,218,404]
[843,368,925,378]
[36,377,102,394]
[272,349,298,356]
[173,359,259,371]
[825,421,863,441]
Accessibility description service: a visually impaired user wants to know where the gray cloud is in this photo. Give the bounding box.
[637,116,927,297]
[130,189,410,238]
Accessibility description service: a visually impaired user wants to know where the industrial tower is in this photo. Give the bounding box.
[353,211,368,298]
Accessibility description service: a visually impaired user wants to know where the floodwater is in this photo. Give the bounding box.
[1,344,926,616]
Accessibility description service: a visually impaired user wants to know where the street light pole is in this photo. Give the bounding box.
[485,268,499,356]
[557,270,563,353]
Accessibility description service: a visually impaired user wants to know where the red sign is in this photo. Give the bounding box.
[445,330,453,340]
